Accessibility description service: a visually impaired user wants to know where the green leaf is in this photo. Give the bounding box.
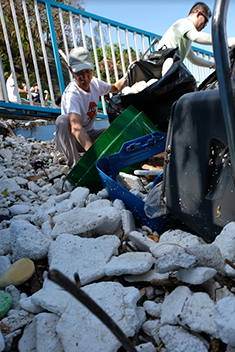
[1,188,8,198]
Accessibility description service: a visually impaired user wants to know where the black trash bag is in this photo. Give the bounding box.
[106,94,125,124]
[126,47,178,86]
[107,48,197,132]
[107,48,177,123]
[107,48,178,125]
[198,47,235,92]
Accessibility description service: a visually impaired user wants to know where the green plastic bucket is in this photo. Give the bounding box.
[66,105,158,193]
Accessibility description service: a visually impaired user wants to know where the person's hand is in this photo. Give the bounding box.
[44,90,49,94]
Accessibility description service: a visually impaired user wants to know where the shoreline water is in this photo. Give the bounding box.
[3,118,110,142]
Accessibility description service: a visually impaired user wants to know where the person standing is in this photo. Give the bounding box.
[156,2,217,68]
[6,67,28,103]
[31,83,41,103]
[54,94,61,107]
[55,46,127,168]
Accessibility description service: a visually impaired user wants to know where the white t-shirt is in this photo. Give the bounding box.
[157,18,195,61]
[6,76,18,103]
[61,77,111,131]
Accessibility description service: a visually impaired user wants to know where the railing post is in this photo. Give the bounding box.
[46,2,65,95]
[0,55,7,101]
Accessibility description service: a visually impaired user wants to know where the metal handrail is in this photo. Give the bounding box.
[212,0,235,180]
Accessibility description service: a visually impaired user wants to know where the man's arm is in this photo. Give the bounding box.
[69,112,93,151]
[109,76,127,94]
[187,30,235,49]
[187,49,215,68]
[186,29,212,45]
[18,88,28,95]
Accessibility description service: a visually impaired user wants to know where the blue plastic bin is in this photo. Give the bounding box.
[96,131,168,233]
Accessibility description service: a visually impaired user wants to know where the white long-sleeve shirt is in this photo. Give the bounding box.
[157,17,214,67]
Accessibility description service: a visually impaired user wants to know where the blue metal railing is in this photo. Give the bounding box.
[0,0,214,119]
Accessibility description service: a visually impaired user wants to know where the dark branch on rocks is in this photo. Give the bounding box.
[48,269,138,352]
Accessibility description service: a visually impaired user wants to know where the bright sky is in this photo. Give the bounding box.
[83,0,235,53]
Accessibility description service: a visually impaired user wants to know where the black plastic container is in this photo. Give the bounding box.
[163,84,235,242]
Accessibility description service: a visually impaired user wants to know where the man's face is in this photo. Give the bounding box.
[72,69,93,92]
[195,11,209,32]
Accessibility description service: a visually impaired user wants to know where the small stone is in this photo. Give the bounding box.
[142,320,161,345]
[136,342,156,352]
[0,292,13,318]
[19,295,44,314]
[118,172,142,190]
[5,285,21,310]
[105,252,154,276]
[3,329,21,350]
[143,300,162,318]
[176,267,217,285]
[0,310,34,336]
[0,258,35,288]
[155,248,197,273]
[0,329,4,352]
[14,176,28,186]
[159,324,208,352]
[8,204,31,216]
[28,181,41,193]
[134,169,161,176]
[215,296,235,346]
[121,209,136,235]
[0,256,11,276]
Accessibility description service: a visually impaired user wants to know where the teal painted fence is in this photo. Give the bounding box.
[0,0,213,119]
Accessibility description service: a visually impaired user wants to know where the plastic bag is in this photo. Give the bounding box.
[144,180,167,219]
[107,48,196,132]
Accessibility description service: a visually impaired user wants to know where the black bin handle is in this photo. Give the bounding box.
[212,0,235,181]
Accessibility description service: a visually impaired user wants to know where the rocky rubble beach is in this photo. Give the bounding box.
[1,121,235,352]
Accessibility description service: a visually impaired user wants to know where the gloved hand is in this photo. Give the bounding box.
[228,37,235,49]
[44,90,49,94]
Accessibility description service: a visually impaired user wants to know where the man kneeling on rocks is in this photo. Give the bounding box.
[55,47,127,168]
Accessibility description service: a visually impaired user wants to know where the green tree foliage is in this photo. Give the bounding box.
[0,0,85,91]
[0,0,138,97]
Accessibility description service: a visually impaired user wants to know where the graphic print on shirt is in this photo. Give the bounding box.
[87,101,97,122]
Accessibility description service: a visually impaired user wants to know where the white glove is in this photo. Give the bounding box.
[44,90,49,94]
[228,37,235,49]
